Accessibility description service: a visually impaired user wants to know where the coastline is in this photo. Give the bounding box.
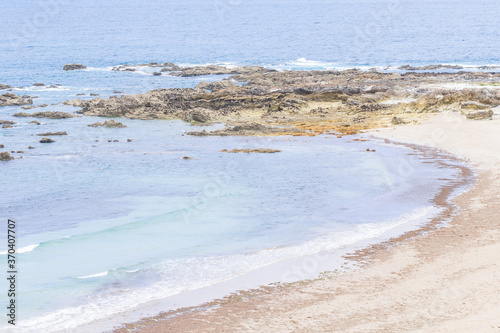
[111,111,500,332]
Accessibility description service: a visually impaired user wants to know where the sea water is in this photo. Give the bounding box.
[0,0,494,331]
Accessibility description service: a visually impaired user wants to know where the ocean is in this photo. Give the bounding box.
[0,0,495,331]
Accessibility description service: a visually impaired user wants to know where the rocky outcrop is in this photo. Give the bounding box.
[63,64,87,71]
[61,67,500,136]
[0,93,33,107]
[0,120,15,125]
[0,151,13,161]
[13,111,78,119]
[87,119,127,128]
[2,124,13,128]
[221,148,281,153]
[39,137,55,143]
[36,131,68,136]
[0,84,12,90]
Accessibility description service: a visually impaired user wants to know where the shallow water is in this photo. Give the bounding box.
[0,0,493,331]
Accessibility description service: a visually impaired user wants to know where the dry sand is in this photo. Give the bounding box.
[117,112,500,333]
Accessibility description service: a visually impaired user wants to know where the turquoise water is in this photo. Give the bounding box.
[0,0,491,331]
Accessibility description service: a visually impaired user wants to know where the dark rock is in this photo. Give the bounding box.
[113,91,124,94]
[36,131,68,136]
[28,146,35,149]
[182,156,193,159]
[2,124,13,128]
[0,151,13,161]
[39,137,55,143]
[127,138,133,142]
[63,64,87,71]
[90,93,100,96]
[152,72,162,76]
[0,84,12,90]
[16,151,24,154]
[88,119,127,128]
[0,144,4,148]
[0,120,15,125]
[76,93,86,96]
[30,120,41,125]
[32,83,45,86]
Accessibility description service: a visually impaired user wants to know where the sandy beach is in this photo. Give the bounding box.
[115,111,500,332]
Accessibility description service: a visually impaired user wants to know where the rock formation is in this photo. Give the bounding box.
[0,151,13,161]
[0,93,33,107]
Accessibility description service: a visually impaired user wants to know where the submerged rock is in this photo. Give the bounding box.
[63,64,87,71]
[221,148,281,153]
[36,131,68,136]
[2,124,13,128]
[13,111,78,119]
[87,119,127,128]
[0,151,14,161]
[188,123,302,136]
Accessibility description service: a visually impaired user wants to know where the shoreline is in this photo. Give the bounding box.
[109,112,495,333]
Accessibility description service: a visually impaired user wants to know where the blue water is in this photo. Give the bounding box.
[0,0,491,331]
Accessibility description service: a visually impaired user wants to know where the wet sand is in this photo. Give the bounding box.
[114,112,500,332]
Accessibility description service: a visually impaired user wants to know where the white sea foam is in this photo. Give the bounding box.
[11,86,70,92]
[77,271,109,279]
[0,243,39,255]
[17,205,439,333]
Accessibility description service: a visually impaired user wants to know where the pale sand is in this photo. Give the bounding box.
[118,112,500,332]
